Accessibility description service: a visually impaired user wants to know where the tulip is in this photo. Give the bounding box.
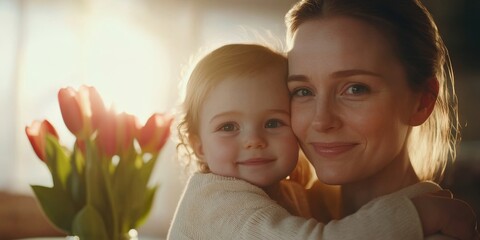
[58,88,83,136]
[58,85,106,139]
[25,120,59,162]
[97,109,117,158]
[96,110,139,158]
[116,112,139,152]
[88,86,106,130]
[137,113,173,154]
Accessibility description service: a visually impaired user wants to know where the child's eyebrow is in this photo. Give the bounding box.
[209,111,240,124]
[266,109,291,116]
[209,109,290,124]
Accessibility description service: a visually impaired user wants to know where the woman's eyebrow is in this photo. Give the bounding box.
[287,74,308,82]
[330,69,383,79]
[287,69,382,83]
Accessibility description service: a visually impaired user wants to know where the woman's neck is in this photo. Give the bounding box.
[339,152,420,217]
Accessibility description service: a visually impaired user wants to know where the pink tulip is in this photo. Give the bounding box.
[88,86,106,130]
[58,87,84,136]
[97,109,117,158]
[116,112,139,152]
[96,110,139,158]
[137,113,173,154]
[58,86,106,139]
[25,120,59,162]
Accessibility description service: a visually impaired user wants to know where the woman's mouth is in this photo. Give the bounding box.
[310,142,358,158]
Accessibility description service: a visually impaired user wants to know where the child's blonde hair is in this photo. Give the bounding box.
[177,43,314,185]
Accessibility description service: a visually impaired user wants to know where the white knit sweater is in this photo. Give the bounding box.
[167,173,442,240]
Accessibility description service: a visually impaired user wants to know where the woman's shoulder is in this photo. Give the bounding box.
[386,181,442,199]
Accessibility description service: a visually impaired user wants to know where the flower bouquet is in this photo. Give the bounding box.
[25,85,172,239]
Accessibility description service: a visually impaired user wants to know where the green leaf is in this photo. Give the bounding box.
[68,147,86,209]
[45,135,71,189]
[112,151,139,234]
[131,186,157,229]
[126,154,159,228]
[31,185,77,234]
[84,141,116,239]
[72,205,109,240]
[141,153,158,182]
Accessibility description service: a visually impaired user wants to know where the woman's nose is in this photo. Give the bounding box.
[244,131,267,149]
[311,99,341,132]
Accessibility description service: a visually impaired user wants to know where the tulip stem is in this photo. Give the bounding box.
[102,157,119,240]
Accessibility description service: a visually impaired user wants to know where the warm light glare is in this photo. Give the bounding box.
[18,1,174,188]
[84,12,171,121]
[23,2,172,126]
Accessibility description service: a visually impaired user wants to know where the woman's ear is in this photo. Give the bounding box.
[189,135,205,159]
[409,77,439,126]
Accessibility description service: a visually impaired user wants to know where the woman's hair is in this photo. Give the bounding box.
[177,43,288,172]
[286,0,460,182]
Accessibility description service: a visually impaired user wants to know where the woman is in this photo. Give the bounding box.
[286,0,476,237]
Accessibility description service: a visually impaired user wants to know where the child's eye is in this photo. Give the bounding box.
[265,119,284,128]
[344,84,370,95]
[218,123,238,132]
[291,88,313,97]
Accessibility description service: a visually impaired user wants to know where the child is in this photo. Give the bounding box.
[167,43,467,239]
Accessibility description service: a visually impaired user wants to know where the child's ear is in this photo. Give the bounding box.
[409,77,439,126]
[189,135,205,159]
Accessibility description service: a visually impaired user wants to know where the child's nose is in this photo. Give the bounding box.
[244,132,267,149]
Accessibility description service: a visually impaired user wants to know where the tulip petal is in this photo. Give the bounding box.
[153,116,173,152]
[58,87,84,136]
[97,110,117,157]
[88,86,106,131]
[137,114,173,154]
[116,113,138,152]
[42,120,59,139]
[25,120,59,162]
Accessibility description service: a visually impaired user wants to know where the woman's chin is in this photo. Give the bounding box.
[314,167,357,185]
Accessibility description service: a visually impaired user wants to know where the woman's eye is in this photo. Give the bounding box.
[345,84,370,95]
[265,119,283,128]
[291,88,313,97]
[219,123,237,132]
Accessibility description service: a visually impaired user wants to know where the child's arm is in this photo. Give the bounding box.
[169,174,478,240]
[412,190,479,240]
[169,173,421,239]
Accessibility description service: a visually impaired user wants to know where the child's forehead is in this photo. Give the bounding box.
[198,70,291,124]
[219,71,287,89]
[210,73,289,102]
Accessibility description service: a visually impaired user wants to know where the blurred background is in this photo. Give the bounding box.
[0,0,478,237]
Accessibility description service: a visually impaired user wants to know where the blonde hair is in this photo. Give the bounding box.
[177,43,288,172]
[286,0,460,182]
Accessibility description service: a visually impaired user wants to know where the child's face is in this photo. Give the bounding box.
[193,66,299,188]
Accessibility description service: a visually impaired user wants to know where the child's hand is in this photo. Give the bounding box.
[411,190,479,240]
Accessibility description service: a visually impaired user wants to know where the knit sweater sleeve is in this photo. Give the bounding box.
[167,173,423,240]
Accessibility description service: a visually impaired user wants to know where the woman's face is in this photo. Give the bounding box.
[288,16,421,185]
